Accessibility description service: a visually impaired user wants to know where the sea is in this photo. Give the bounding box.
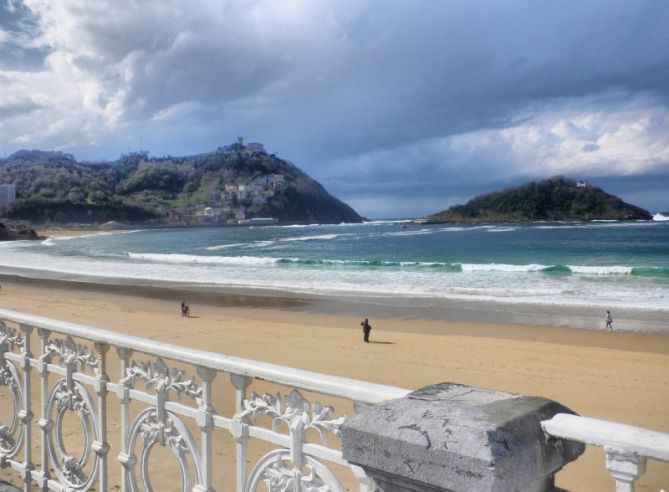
[1,215,668,331]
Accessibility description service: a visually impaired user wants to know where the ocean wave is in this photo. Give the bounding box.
[630,266,669,277]
[127,253,279,266]
[485,227,517,232]
[653,213,669,222]
[382,228,434,237]
[204,243,248,251]
[533,222,655,230]
[279,234,341,242]
[276,258,463,270]
[124,252,669,278]
[461,263,546,272]
[569,265,632,275]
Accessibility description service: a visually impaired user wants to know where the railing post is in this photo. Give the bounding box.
[350,464,376,492]
[18,324,34,492]
[36,329,50,491]
[230,373,251,492]
[116,347,133,492]
[196,366,217,492]
[606,449,646,492]
[94,342,110,492]
[343,382,585,492]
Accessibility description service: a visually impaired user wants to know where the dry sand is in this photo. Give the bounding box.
[0,278,667,491]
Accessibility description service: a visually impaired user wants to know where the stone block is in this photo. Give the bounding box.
[342,383,584,492]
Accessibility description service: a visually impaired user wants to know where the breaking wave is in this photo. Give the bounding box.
[279,234,341,242]
[127,253,278,266]
[124,253,669,278]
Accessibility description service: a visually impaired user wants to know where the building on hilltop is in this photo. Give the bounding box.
[0,184,16,205]
[247,142,264,152]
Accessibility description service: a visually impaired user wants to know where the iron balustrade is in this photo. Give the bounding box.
[0,308,408,492]
[1,308,668,492]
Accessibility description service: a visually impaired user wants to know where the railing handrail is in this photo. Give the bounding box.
[542,413,669,462]
[0,308,410,404]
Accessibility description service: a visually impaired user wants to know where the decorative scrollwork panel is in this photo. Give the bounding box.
[238,389,347,443]
[0,360,23,458]
[123,357,202,402]
[0,322,23,350]
[43,335,99,374]
[46,379,101,491]
[246,449,345,492]
[125,408,203,492]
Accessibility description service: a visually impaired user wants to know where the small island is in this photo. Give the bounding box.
[419,176,652,223]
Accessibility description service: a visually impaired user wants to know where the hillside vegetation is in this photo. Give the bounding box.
[422,176,652,223]
[0,146,362,225]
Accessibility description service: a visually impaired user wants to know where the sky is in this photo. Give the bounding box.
[1,1,668,218]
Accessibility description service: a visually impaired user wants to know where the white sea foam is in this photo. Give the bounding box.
[279,234,340,242]
[653,213,669,221]
[568,265,633,275]
[204,243,248,251]
[486,227,517,232]
[461,263,547,272]
[383,228,433,237]
[127,253,279,266]
[364,220,404,226]
[1,247,667,313]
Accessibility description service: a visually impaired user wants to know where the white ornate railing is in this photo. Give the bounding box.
[0,308,409,492]
[542,413,669,492]
[2,308,668,492]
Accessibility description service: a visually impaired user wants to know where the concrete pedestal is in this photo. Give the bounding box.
[342,383,584,492]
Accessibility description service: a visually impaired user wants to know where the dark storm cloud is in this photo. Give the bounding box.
[1,0,669,216]
[0,0,47,69]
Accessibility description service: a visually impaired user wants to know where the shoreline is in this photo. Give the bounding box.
[0,267,667,335]
[3,270,669,335]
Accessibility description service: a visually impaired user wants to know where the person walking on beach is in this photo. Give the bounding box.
[605,310,613,332]
[361,317,372,343]
[181,301,190,318]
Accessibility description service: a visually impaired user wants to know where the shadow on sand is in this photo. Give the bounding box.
[369,340,395,345]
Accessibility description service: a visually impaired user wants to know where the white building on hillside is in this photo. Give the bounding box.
[0,184,16,205]
[247,142,264,152]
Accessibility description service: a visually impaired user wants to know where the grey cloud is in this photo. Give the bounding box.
[0,0,46,69]
[2,0,669,217]
[582,143,599,153]
[0,99,41,117]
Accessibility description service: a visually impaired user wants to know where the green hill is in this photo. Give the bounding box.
[422,176,652,223]
[0,145,362,225]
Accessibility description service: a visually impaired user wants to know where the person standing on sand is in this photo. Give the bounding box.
[361,318,372,342]
[605,310,613,332]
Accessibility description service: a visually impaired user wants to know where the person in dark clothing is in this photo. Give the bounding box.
[361,318,372,342]
[181,301,190,317]
[605,310,613,332]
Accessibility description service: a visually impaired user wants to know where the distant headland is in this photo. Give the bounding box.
[0,138,362,227]
[418,176,652,223]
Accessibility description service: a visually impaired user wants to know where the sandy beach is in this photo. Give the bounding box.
[0,276,667,491]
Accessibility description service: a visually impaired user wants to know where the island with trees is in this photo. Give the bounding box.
[0,140,362,226]
[419,176,652,223]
